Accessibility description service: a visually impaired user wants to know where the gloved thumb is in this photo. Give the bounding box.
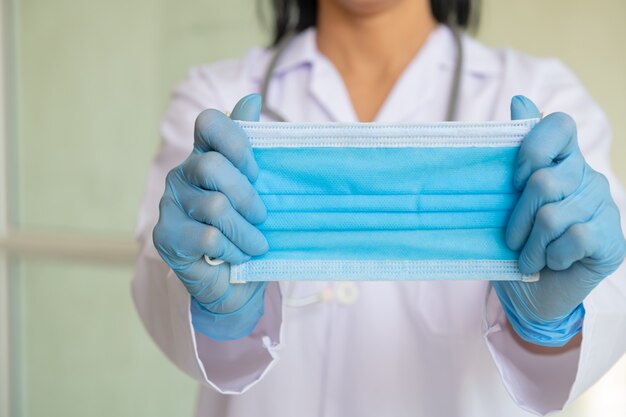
[510,95,541,120]
[230,93,262,122]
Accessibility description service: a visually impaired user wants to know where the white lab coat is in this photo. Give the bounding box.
[132,25,626,416]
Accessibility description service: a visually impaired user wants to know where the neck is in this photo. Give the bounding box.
[315,0,437,121]
[316,0,437,76]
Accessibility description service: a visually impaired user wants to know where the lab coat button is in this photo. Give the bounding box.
[336,282,359,305]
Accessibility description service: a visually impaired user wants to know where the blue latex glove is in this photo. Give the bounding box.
[493,96,626,347]
[153,94,270,341]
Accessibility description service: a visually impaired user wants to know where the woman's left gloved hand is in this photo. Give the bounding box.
[492,95,626,347]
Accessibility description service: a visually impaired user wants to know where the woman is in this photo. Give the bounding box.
[133,0,626,415]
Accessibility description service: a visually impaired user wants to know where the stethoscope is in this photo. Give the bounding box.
[207,26,465,307]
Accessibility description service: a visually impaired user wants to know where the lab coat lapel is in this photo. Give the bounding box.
[374,25,452,123]
[309,53,359,122]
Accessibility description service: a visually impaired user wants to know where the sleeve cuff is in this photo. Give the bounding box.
[492,282,585,347]
[143,267,284,395]
[483,284,581,415]
[192,281,284,394]
[483,272,626,415]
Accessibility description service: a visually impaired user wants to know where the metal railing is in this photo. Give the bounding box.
[0,230,137,264]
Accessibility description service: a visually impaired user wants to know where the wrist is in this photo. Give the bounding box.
[190,283,267,341]
[493,284,585,347]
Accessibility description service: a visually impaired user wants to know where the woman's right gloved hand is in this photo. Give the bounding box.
[152,94,270,341]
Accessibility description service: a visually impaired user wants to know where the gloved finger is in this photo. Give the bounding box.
[178,260,265,314]
[580,203,626,276]
[510,94,541,121]
[175,257,228,303]
[231,93,262,122]
[206,281,266,314]
[517,184,601,274]
[547,198,625,273]
[198,225,253,265]
[193,96,261,181]
[153,196,203,265]
[175,186,268,256]
[544,222,596,272]
[182,151,267,224]
[512,107,580,190]
[154,196,252,266]
[506,152,585,250]
[543,207,623,276]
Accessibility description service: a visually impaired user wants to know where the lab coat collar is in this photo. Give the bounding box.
[370,25,449,122]
[254,28,319,79]
[254,25,503,80]
[305,25,454,122]
[254,25,503,122]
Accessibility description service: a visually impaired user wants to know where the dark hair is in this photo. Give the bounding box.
[269,0,478,46]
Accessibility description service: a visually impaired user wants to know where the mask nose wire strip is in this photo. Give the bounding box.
[237,119,539,148]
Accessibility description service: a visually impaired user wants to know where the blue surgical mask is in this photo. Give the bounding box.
[230,119,540,284]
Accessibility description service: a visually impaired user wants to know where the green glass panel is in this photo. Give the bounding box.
[13,0,268,235]
[12,259,195,417]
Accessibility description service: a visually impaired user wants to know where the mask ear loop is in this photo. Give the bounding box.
[204,255,225,266]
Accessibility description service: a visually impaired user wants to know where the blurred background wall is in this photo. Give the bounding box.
[0,0,624,416]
